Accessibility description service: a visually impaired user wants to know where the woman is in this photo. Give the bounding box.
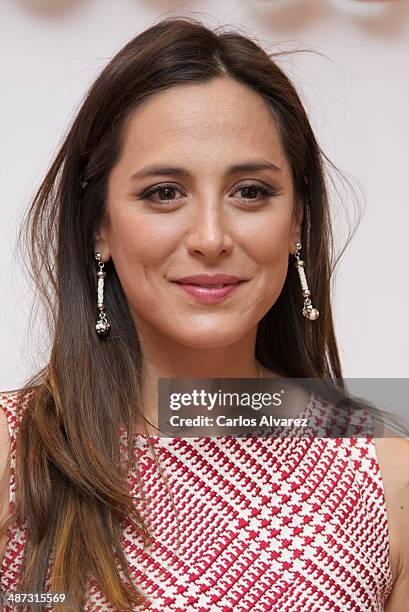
[0,16,407,611]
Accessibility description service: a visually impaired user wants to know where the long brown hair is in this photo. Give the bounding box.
[1,16,360,610]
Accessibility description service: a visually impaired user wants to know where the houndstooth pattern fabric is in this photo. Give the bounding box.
[0,389,393,611]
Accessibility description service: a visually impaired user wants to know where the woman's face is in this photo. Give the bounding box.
[96,76,303,349]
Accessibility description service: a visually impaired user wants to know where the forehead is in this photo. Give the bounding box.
[117,77,290,176]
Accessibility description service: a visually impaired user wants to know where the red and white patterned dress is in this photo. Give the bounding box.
[0,388,393,611]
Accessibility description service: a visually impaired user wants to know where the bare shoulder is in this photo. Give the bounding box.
[0,395,12,563]
[373,434,409,610]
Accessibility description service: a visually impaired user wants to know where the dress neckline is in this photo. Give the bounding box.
[132,388,317,443]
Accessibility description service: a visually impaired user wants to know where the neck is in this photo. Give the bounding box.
[133,321,272,431]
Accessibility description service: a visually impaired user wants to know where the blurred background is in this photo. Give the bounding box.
[0,0,408,388]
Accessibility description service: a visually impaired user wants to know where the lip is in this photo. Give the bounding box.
[174,282,245,303]
[171,274,247,304]
[175,274,244,285]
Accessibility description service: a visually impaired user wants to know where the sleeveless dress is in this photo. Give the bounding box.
[0,388,394,611]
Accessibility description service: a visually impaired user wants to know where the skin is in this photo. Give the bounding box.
[0,76,407,606]
[374,436,409,610]
[95,76,303,384]
[92,75,408,605]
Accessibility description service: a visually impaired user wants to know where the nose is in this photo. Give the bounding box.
[185,196,233,258]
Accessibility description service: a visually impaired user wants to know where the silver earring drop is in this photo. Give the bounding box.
[94,252,111,335]
[294,242,319,321]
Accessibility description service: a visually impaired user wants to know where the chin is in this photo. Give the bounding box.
[173,327,244,350]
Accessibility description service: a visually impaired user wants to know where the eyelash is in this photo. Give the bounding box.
[140,183,277,206]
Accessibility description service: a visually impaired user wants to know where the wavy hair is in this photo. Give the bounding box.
[1,16,360,610]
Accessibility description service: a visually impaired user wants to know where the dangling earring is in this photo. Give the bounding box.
[94,252,111,335]
[294,242,319,320]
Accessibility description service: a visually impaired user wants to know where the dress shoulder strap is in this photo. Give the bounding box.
[0,389,33,597]
[0,389,31,509]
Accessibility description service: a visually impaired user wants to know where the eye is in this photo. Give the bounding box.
[233,183,277,203]
[138,182,278,208]
[140,184,183,205]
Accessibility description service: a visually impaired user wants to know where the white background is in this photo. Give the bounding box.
[0,0,408,390]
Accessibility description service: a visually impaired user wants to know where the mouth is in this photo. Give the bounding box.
[172,280,247,303]
[176,281,243,288]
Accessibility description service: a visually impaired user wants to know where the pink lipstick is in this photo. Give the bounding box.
[172,274,246,304]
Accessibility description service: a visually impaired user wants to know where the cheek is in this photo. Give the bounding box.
[240,211,292,265]
[106,212,183,319]
[241,214,292,301]
[109,211,179,267]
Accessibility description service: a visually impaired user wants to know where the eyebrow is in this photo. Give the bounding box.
[130,159,282,180]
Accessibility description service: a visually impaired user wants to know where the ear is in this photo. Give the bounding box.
[93,220,111,262]
[289,198,304,255]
